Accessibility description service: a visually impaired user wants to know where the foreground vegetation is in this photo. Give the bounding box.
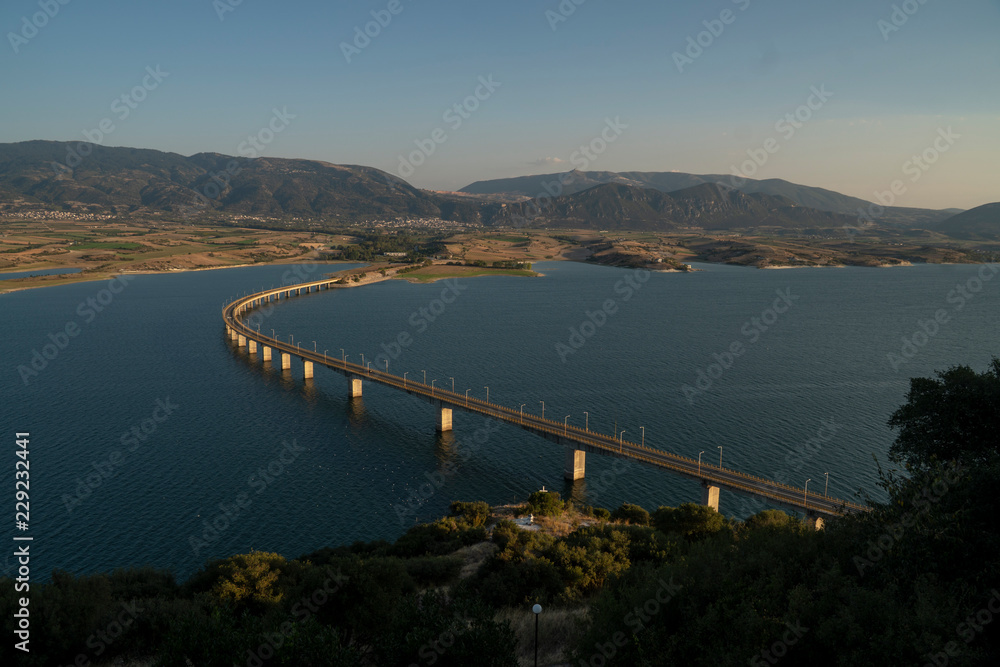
[3,360,999,665]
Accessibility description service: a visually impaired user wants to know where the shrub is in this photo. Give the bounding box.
[527,490,564,517]
[611,502,650,525]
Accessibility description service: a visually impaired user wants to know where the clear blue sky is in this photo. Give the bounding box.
[2,0,998,209]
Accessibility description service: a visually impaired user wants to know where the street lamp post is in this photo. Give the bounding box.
[340,348,345,363]
[313,341,317,352]
[583,411,589,432]
[718,446,723,469]
[619,430,625,452]
[385,359,389,372]
[824,472,829,497]
[404,372,408,387]
[465,389,471,405]
[698,450,705,476]
[484,386,489,404]
[422,370,426,385]
[540,401,544,419]
[640,426,645,448]
[324,350,328,362]
[520,404,525,423]
[804,479,811,507]
[532,604,542,667]
[450,377,454,393]
[361,353,365,367]
[431,379,436,396]
[564,416,570,435]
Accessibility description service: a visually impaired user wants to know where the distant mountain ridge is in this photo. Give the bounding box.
[461,169,958,227]
[0,141,993,238]
[495,181,859,231]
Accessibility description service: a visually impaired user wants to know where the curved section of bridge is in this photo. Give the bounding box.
[222,274,868,524]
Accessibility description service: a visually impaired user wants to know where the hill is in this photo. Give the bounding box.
[0,140,481,223]
[497,181,858,232]
[933,202,1000,239]
[461,169,957,227]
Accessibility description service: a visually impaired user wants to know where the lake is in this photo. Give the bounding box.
[1,260,997,581]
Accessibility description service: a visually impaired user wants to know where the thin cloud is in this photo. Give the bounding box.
[528,157,565,166]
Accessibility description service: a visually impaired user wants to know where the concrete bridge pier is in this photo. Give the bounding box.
[238,334,246,348]
[281,353,291,370]
[564,448,586,481]
[262,346,272,362]
[229,329,238,341]
[303,360,314,379]
[701,482,720,512]
[349,377,363,398]
[248,340,257,354]
[438,407,453,432]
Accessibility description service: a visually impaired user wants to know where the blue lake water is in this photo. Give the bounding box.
[0,267,82,281]
[1,260,998,582]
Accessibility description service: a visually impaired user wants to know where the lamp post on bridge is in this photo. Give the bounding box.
[449,377,454,393]
[312,341,317,352]
[422,370,426,385]
[367,362,372,374]
[640,426,645,448]
[466,389,471,405]
[619,430,625,453]
[583,411,589,432]
[340,349,345,363]
[484,386,489,404]
[271,329,275,341]
[564,416,570,435]
[824,472,829,497]
[804,479,811,508]
[361,353,365,368]
[520,404,526,424]
[385,359,389,373]
[718,446,723,470]
[540,401,544,419]
[698,451,704,476]
[431,379,436,396]
[404,372,408,387]
[324,350,328,362]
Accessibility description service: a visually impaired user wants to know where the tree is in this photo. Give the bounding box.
[651,503,728,541]
[527,490,564,516]
[610,502,650,525]
[887,357,1000,470]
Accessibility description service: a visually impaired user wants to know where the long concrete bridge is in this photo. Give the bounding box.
[222,273,868,526]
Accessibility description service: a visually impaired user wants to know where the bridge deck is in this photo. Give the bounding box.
[222,277,867,519]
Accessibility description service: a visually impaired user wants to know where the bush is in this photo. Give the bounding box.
[592,507,611,521]
[610,502,650,525]
[527,490,564,517]
[449,500,491,527]
[651,503,728,541]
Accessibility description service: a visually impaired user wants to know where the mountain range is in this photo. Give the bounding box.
[0,141,994,238]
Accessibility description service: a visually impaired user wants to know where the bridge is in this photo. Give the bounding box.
[222,273,868,527]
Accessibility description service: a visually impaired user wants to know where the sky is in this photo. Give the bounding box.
[2,0,998,210]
